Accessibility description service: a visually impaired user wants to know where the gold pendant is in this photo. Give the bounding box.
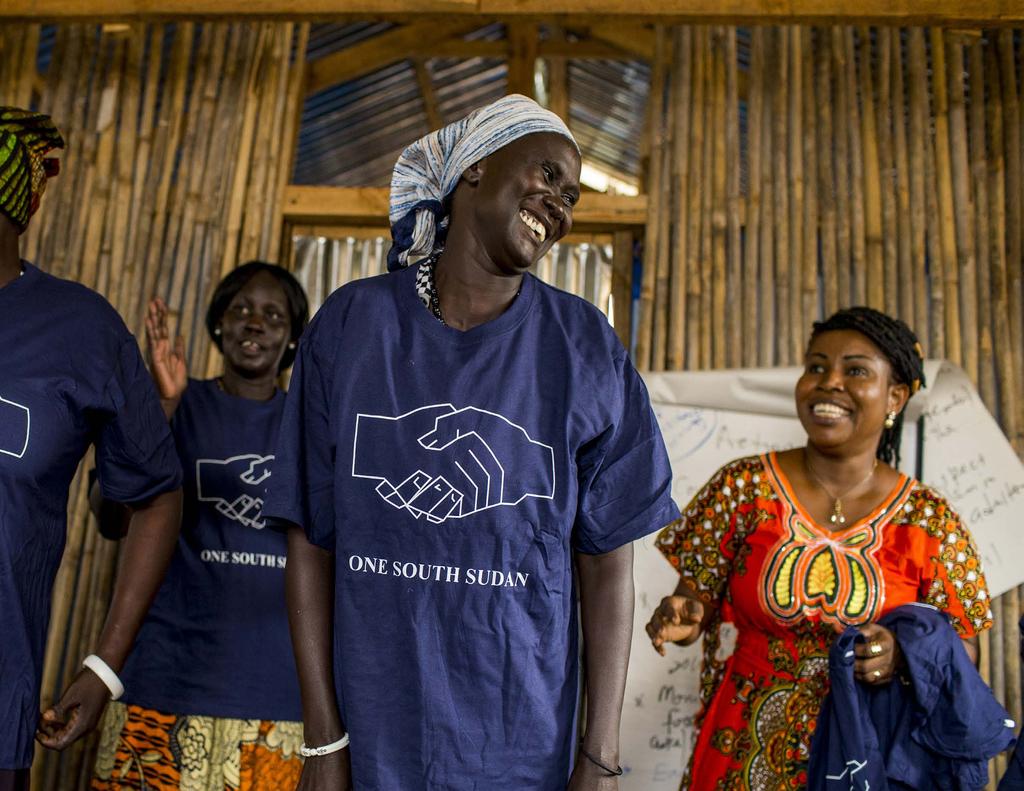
[830,499,846,525]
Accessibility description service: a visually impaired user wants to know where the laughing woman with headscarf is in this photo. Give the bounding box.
[264,95,679,790]
[0,108,182,791]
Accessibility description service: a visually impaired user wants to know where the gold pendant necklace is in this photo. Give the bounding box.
[803,453,878,525]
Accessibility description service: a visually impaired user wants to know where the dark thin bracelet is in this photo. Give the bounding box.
[579,746,624,777]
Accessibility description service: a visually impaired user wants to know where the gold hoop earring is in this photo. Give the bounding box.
[884,411,896,429]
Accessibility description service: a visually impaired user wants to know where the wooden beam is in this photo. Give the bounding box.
[547,54,569,123]
[485,0,1024,22]
[506,22,538,97]
[9,1,1024,23]
[306,20,481,95]
[587,22,656,59]
[404,36,641,60]
[414,59,443,129]
[283,185,647,228]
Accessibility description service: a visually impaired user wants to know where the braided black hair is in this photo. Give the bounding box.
[809,307,925,467]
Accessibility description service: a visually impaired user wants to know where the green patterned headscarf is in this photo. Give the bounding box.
[0,107,64,233]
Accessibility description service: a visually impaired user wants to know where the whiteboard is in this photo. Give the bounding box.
[619,362,1024,789]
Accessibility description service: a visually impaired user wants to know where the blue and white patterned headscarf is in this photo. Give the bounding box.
[387,94,578,271]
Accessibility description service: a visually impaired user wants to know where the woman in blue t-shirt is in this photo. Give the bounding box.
[89,262,309,791]
[0,108,184,791]
[265,95,678,791]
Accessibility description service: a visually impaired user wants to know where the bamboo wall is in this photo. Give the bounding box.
[0,21,308,790]
[637,25,1023,786]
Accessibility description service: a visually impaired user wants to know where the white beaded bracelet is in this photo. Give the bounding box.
[82,654,125,701]
[299,733,350,758]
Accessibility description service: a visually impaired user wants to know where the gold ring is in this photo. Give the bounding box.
[869,641,883,656]
[872,669,882,680]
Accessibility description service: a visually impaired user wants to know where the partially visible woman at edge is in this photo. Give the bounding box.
[646,307,992,791]
[0,107,183,791]
[89,262,309,791]
[264,94,679,791]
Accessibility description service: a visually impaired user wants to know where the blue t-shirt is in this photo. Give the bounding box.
[120,378,302,721]
[265,264,679,790]
[0,262,182,770]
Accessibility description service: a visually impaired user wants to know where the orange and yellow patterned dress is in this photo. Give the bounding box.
[91,703,303,791]
[655,452,993,791]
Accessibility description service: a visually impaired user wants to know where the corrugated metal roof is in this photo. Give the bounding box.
[293,22,651,188]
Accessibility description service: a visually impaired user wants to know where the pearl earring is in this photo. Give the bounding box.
[288,342,296,349]
[884,411,896,429]
[213,327,221,336]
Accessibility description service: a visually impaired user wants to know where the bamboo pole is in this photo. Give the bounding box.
[815,28,839,317]
[637,25,667,371]
[711,25,728,369]
[758,31,776,367]
[612,230,633,350]
[992,605,1008,782]
[845,27,866,307]
[725,26,742,368]
[946,34,978,384]
[140,23,193,307]
[772,27,791,362]
[859,26,884,312]
[269,23,310,265]
[891,27,915,329]
[788,25,805,361]
[652,122,672,372]
[969,39,996,415]
[876,28,898,319]
[12,25,40,108]
[1005,589,1022,759]
[930,28,962,366]
[909,28,945,357]
[686,26,706,369]
[117,24,157,322]
[668,27,691,371]
[699,26,714,369]
[986,36,1018,450]
[800,26,819,332]
[220,26,269,284]
[987,38,1024,756]
[998,30,1023,448]
[743,27,765,368]
[832,27,852,310]
[241,25,282,263]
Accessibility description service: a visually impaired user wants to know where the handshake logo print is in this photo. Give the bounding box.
[352,404,556,524]
[0,395,31,459]
[196,454,274,529]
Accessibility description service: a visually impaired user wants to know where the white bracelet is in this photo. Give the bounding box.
[299,733,350,757]
[82,654,125,701]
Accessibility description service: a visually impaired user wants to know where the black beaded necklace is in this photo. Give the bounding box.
[418,252,521,328]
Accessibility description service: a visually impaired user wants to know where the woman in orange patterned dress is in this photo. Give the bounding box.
[646,307,993,791]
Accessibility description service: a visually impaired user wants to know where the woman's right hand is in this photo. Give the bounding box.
[646,595,705,655]
[297,748,353,791]
[145,298,187,406]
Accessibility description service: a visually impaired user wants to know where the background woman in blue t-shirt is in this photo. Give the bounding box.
[90,262,309,791]
[0,107,184,791]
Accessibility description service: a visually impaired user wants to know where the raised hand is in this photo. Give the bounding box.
[646,595,705,655]
[145,297,187,408]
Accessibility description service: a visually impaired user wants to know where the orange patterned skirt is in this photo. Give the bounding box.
[91,703,303,791]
